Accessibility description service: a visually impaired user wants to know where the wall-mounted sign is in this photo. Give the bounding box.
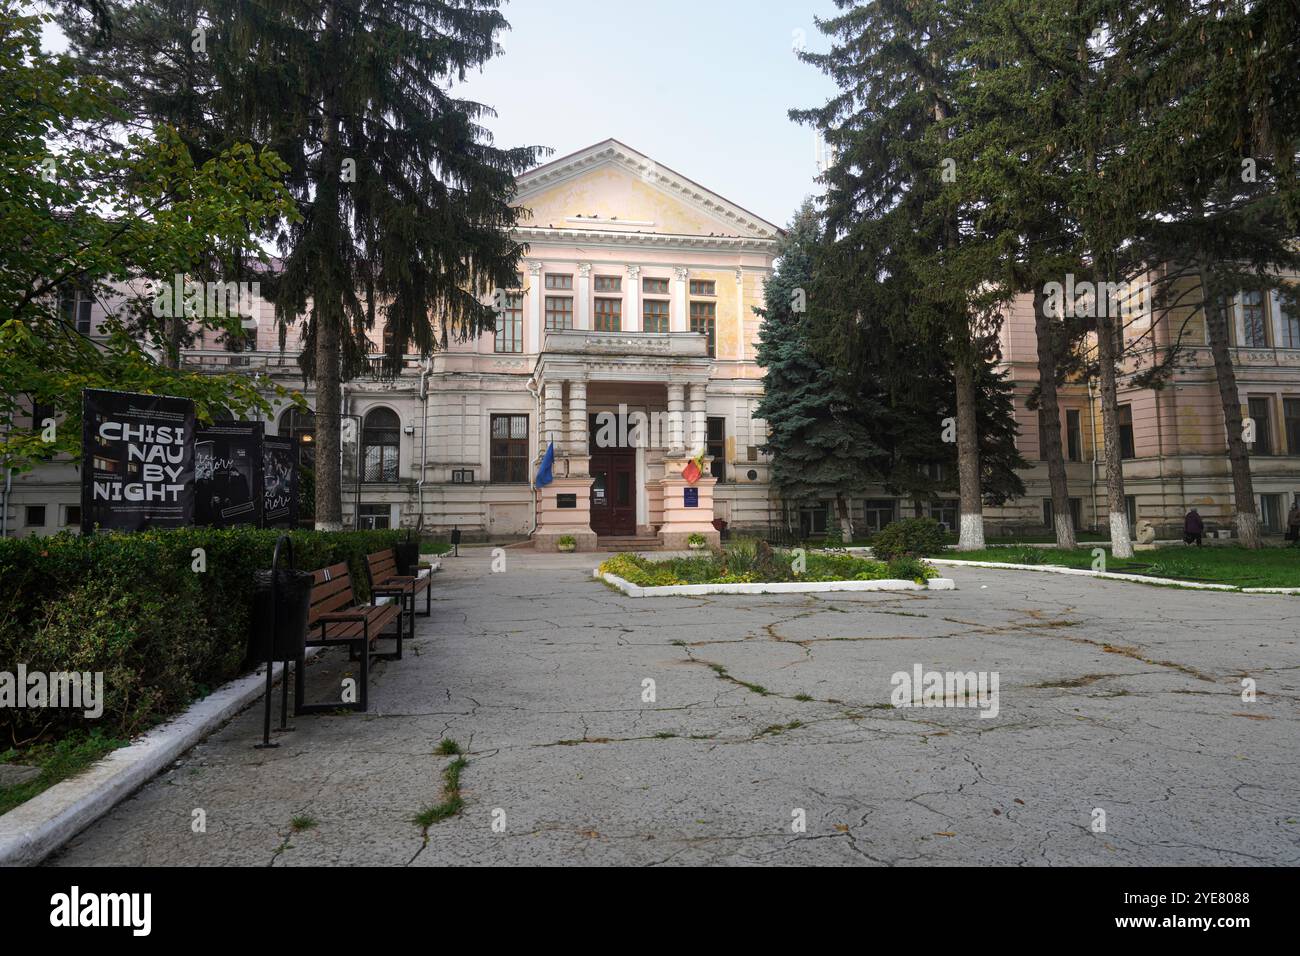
[557,493,577,509]
[684,487,699,508]
[195,422,263,527]
[81,389,195,533]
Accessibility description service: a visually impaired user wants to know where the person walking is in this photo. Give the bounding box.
[1183,508,1204,546]
[1286,499,1300,542]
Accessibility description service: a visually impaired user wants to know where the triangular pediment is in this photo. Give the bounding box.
[513,139,781,242]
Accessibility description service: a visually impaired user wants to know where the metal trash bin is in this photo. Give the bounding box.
[246,568,313,666]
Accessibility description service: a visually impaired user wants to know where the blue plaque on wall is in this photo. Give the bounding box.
[684,487,699,508]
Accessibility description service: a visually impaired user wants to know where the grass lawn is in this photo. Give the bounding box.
[0,730,127,817]
[939,544,1300,588]
[600,546,937,587]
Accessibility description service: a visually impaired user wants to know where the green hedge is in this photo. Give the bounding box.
[0,527,422,746]
[869,517,947,560]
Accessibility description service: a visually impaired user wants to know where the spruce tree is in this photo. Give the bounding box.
[755,201,887,543]
[67,1,540,528]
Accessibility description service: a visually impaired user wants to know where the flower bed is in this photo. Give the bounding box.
[599,546,937,588]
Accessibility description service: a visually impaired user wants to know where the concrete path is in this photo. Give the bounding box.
[50,549,1300,866]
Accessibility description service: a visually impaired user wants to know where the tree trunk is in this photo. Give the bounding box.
[1095,308,1133,558]
[835,493,854,544]
[162,313,181,369]
[953,354,985,550]
[313,4,344,531]
[1200,269,1261,548]
[1033,286,1077,549]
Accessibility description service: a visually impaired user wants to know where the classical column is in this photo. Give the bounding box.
[568,380,588,459]
[527,261,543,353]
[734,268,746,361]
[666,383,686,453]
[626,264,641,332]
[577,263,592,331]
[671,267,689,332]
[688,382,707,454]
[543,380,563,451]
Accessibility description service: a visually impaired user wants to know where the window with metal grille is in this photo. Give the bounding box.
[494,293,523,353]
[690,301,716,356]
[643,298,669,333]
[594,297,621,332]
[358,504,390,530]
[490,414,529,483]
[362,408,400,482]
[545,296,573,330]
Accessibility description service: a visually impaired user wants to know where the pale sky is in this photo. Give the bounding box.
[40,0,841,229]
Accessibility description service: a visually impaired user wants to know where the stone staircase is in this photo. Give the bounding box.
[596,535,663,552]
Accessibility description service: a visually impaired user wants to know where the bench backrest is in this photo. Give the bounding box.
[366,547,399,584]
[308,561,358,627]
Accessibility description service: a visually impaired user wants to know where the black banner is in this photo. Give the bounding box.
[262,435,299,528]
[194,422,263,527]
[80,389,195,533]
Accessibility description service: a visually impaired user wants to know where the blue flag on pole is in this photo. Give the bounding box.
[535,440,555,488]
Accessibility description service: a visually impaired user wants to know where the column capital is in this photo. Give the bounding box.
[626,264,641,279]
[528,260,543,276]
[578,262,592,278]
[674,267,690,282]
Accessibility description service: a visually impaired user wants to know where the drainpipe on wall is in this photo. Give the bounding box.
[1088,378,1100,532]
[525,373,542,536]
[417,357,430,528]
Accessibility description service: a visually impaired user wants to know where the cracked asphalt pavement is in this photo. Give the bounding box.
[49,549,1300,866]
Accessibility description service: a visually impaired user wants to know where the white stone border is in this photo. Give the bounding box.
[595,570,955,597]
[927,557,1245,591]
[0,652,319,867]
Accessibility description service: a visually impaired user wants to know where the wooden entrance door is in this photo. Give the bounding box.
[590,449,636,536]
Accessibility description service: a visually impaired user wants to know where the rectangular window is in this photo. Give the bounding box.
[861,499,896,533]
[1043,498,1084,529]
[59,286,92,335]
[1118,404,1135,459]
[1125,495,1137,529]
[545,274,573,291]
[25,505,46,527]
[594,275,621,292]
[929,499,959,532]
[1241,291,1268,347]
[65,505,80,526]
[545,296,573,330]
[689,279,715,296]
[1248,396,1274,455]
[1256,493,1282,532]
[1280,294,1300,348]
[1285,398,1300,455]
[594,297,622,332]
[494,293,523,353]
[690,301,716,357]
[707,416,726,482]
[642,277,669,295]
[490,414,529,483]
[358,504,390,530]
[643,298,669,333]
[1066,409,1082,462]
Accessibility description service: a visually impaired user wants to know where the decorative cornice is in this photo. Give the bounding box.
[513,225,777,254]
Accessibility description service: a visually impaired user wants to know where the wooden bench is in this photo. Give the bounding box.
[366,548,432,642]
[295,561,402,714]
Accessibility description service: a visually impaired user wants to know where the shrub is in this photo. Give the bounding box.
[870,517,946,560]
[0,527,434,748]
[886,556,937,584]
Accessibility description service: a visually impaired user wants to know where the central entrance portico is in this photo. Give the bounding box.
[531,330,721,551]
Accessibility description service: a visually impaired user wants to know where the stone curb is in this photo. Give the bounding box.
[0,652,317,867]
[926,558,1245,591]
[595,570,956,597]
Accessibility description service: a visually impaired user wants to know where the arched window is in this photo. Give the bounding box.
[279,407,316,468]
[362,407,400,482]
